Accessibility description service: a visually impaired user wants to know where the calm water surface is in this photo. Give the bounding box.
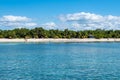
[0,42,120,80]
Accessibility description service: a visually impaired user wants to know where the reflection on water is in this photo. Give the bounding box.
[0,42,120,80]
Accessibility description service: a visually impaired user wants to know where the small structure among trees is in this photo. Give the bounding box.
[88,34,94,38]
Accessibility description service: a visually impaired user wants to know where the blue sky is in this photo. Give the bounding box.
[0,0,120,30]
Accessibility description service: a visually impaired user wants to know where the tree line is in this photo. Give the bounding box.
[0,27,120,39]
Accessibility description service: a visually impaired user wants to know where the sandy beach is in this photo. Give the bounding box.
[0,38,120,43]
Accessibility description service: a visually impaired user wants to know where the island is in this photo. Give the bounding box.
[0,27,120,42]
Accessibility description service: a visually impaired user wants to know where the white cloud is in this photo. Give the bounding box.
[1,15,31,22]
[25,23,37,27]
[0,15,37,29]
[42,22,57,29]
[1,13,120,30]
[59,12,120,30]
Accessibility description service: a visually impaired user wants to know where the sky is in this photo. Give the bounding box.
[0,0,120,30]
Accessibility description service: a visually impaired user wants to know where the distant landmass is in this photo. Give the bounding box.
[0,27,120,39]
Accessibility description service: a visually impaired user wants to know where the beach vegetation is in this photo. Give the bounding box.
[0,27,120,39]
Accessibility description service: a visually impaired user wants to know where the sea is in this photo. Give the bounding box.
[0,42,120,80]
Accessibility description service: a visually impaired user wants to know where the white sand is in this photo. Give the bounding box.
[0,38,120,42]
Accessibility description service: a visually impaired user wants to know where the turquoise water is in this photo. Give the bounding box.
[0,42,120,80]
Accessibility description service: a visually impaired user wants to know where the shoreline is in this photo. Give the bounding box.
[0,38,120,43]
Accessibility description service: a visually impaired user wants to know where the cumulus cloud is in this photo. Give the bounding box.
[1,15,31,22]
[42,22,57,29]
[0,15,37,29]
[1,13,120,30]
[59,12,120,30]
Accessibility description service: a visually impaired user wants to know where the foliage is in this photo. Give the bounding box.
[0,27,120,39]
